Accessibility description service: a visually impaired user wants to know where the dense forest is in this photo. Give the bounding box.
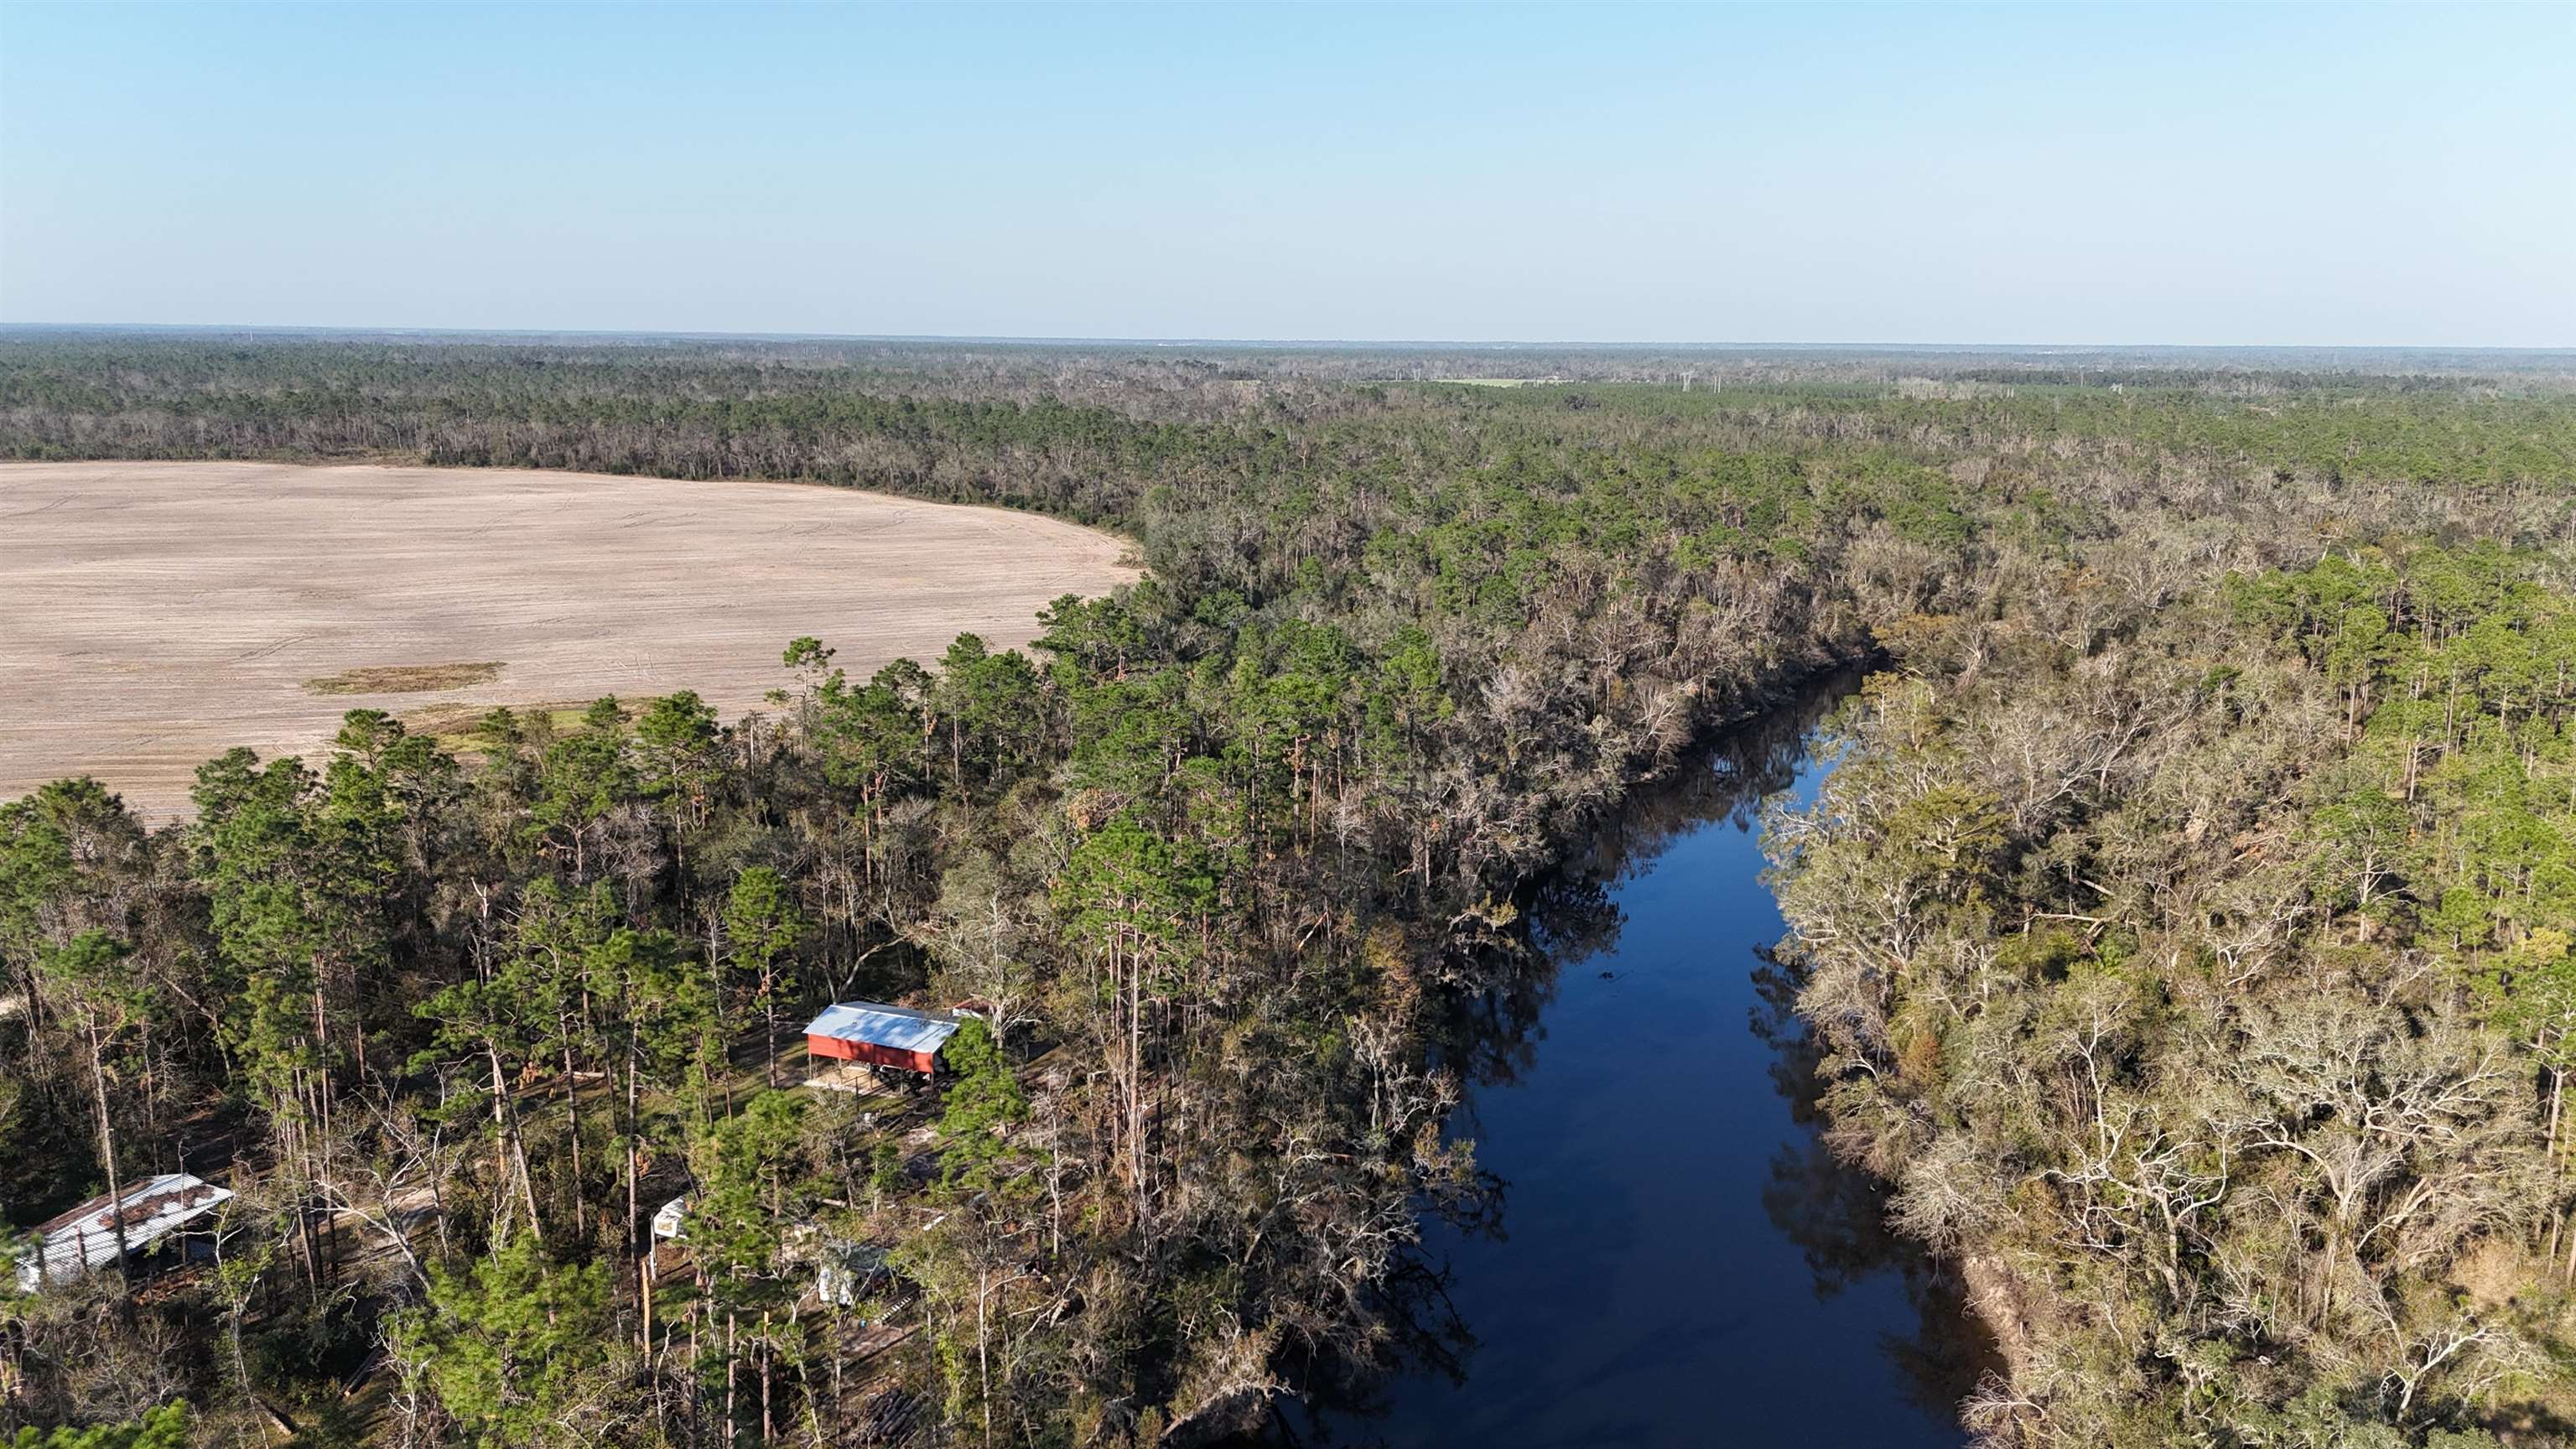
[4,334,2576,1446]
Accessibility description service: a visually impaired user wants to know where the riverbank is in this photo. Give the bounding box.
[1281,668,1992,1446]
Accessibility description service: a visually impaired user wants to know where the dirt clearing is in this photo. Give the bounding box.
[1,462,1139,819]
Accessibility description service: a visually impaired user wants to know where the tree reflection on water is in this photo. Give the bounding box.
[1753,942,2004,1423]
[1266,672,1995,1446]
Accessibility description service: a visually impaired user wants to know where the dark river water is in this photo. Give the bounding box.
[1294,680,1989,1448]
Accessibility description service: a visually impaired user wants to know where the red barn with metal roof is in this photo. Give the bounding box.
[802,1001,961,1075]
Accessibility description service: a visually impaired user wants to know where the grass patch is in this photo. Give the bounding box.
[305,661,505,696]
[400,699,595,752]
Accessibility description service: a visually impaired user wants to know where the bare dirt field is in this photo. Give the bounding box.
[1,461,1139,820]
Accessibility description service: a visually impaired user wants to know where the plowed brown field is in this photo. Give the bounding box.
[1,462,1138,819]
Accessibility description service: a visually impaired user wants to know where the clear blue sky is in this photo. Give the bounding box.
[2,2,2568,345]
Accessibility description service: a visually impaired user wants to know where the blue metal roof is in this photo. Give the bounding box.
[802,1001,960,1055]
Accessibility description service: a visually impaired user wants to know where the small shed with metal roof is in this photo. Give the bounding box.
[802,1000,961,1075]
[14,1173,233,1292]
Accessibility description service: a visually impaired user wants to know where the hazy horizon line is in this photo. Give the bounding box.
[3,322,2569,356]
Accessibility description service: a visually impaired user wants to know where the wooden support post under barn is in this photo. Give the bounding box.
[801,1001,962,1076]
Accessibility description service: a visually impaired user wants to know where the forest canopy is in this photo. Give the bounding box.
[4,335,2576,1446]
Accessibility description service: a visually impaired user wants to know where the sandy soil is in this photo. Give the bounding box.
[1,461,1138,820]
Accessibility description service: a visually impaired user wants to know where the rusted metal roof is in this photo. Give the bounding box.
[16,1172,232,1291]
[802,1001,959,1056]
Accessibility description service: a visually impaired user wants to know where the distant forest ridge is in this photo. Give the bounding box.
[4,324,2572,381]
